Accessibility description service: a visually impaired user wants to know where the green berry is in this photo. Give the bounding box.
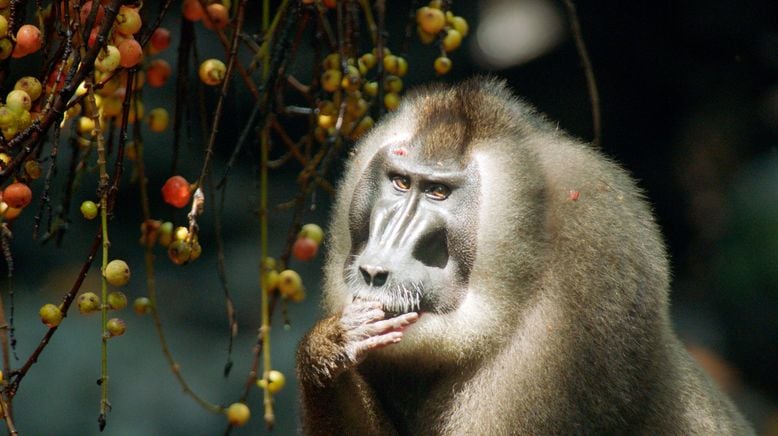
[158,221,174,247]
[107,291,128,310]
[106,318,126,337]
[39,304,63,327]
[77,292,101,314]
[167,239,191,265]
[133,297,152,315]
[104,259,130,287]
[80,200,98,220]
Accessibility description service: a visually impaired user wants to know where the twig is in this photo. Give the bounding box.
[561,0,601,147]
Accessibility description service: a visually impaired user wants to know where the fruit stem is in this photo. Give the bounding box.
[87,76,111,430]
[260,0,276,429]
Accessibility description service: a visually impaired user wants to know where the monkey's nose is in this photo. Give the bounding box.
[359,265,389,287]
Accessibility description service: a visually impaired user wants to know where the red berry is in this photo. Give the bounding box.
[203,4,229,30]
[292,237,318,261]
[16,24,43,55]
[161,175,192,208]
[117,38,142,68]
[150,27,171,52]
[146,59,172,87]
[3,182,32,209]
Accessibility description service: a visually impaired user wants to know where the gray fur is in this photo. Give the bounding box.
[297,78,753,435]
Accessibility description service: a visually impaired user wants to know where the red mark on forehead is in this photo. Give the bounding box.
[567,190,580,201]
[392,147,408,156]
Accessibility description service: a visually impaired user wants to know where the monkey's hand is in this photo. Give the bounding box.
[297,300,418,388]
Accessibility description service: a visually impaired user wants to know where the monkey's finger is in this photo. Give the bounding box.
[358,331,404,352]
[369,312,419,334]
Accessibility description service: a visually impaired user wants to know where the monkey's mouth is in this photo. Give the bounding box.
[345,269,425,315]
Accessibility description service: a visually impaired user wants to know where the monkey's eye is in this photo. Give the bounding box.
[391,175,411,191]
[425,184,450,201]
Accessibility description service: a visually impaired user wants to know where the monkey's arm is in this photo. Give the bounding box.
[297,301,417,436]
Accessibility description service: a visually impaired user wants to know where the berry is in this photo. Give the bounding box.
[167,239,191,265]
[278,269,303,299]
[158,221,174,247]
[0,39,12,60]
[14,77,42,101]
[80,200,98,220]
[6,90,32,112]
[95,45,121,72]
[199,59,226,86]
[384,75,403,93]
[262,269,279,293]
[39,304,63,327]
[3,182,32,209]
[0,15,7,36]
[149,27,171,53]
[115,6,142,36]
[106,318,126,337]
[363,81,378,97]
[256,370,286,394]
[384,92,400,111]
[107,291,128,310]
[442,28,462,52]
[448,15,469,37]
[299,223,324,244]
[359,52,376,69]
[416,7,446,35]
[161,175,192,208]
[188,240,202,262]
[292,237,318,261]
[320,69,341,93]
[104,259,131,287]
[78,292,101,314]
[225,403,250,427]
[433,56,452,75]
[146,59,172,87]
[182,0,205,21]
[147,108,170,132]
[133,297,152,315]
[203,4,229,30]
[24,160,42,180]
[174,226,190,241]
[350,115,374,139]
[16,24,42,55]
[118,38,143,68]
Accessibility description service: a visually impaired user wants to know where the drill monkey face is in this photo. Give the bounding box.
[344,141,480,318]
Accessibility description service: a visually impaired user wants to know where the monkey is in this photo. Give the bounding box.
[296,77,753,435]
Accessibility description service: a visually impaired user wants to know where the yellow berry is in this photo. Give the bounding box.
[198,59,226,86]
[416,6,446,34]
[106,318,126,337]
[226,402,250,427]
[350,115,374,140]
[340,65,361,92]
[256,370,286,394]
[433,56,452,75]
[363,81,378,97]
[39,304,63,327]
[168,239,191,265]
[147,107,170,132]
[449,16,469,37]
[321,52,340,70]
[104,259,130,287]
[442,28,462,52]
[384,75,403,94]
[384,92,401,111]
[359,52,376,69]
[107,291,128,310]
[77,292,101,314]
[299,223,324,244]
[321,69,342,93]
[278,269,303,299]
[80,200,98,220]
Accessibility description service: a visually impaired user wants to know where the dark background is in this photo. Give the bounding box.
[4,0,778,434]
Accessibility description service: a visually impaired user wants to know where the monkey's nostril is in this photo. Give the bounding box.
[372,270,388,287]
[359,265,389,287]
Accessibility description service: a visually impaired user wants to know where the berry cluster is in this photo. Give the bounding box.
[416,0,469,75]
